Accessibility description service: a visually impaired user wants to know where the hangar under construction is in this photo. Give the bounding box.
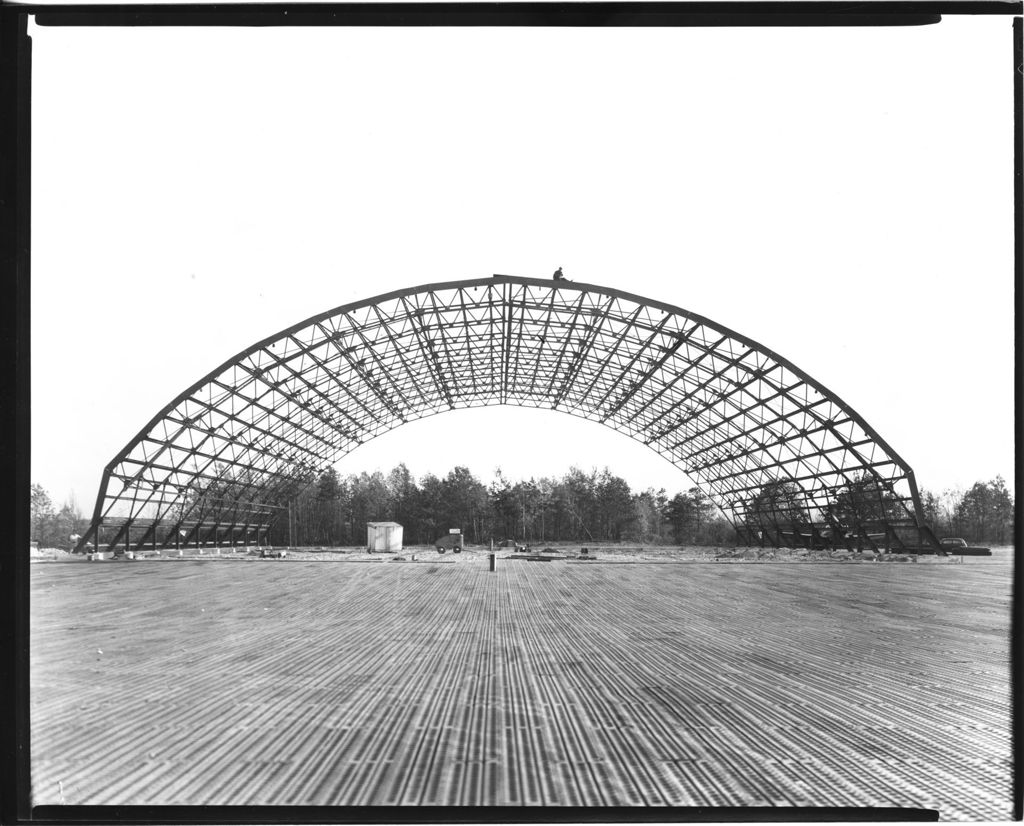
[75,275,943,556]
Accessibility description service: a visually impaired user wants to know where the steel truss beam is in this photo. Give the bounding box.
[77,275,941,554]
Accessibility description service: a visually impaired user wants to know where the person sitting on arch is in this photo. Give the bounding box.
[553,267,565,280]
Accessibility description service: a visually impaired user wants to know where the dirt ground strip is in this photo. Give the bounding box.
[31,541,978,565]
[30,548,1012,817]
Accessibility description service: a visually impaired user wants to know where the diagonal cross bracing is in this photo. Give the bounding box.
[78,275,936,553]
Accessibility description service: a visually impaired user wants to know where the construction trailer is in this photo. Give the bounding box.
[367,522,403,553]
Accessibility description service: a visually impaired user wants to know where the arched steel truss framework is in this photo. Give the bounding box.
[78,275,940,554]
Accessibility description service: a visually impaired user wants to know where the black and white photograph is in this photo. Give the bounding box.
[17,5,1018,820]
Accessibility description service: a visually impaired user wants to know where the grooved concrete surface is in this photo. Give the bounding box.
[31,552,1013,818]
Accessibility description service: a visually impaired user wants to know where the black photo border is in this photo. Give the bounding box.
[2,4,1020,824]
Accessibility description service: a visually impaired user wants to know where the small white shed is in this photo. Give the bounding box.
[366,521,403,552]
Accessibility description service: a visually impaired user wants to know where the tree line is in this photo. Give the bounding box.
[29,471,1014,551]
[269,464,734,547]
[30,485,90,551]
[741,474,1014,546]
[919,477,1014,545]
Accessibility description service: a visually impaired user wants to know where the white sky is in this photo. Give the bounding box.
[29,18,1015,514]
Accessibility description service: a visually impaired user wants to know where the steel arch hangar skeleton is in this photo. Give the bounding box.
[77,275,943,555]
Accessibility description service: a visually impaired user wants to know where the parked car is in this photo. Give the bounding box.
[260,548,287,559]
[938,537,992,556]
[434,533,463,554]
